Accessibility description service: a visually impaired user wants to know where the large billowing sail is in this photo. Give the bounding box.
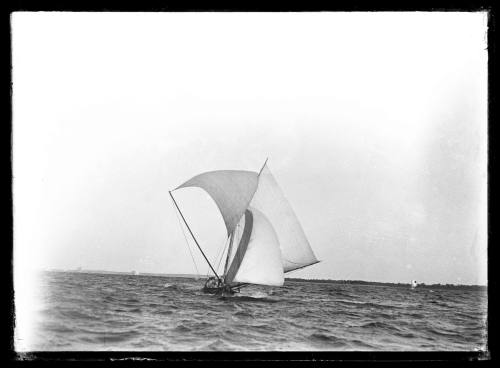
[176,170,258,235]
[173,161,318,288]
[249,164,319,273]
[225,207,284,286]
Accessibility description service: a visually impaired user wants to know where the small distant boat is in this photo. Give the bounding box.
[132,270,139,276]
[169,159,320,296]
[411,280,418,289]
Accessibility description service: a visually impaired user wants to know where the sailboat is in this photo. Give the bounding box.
[169,159,319,296]
[411,280,418,289]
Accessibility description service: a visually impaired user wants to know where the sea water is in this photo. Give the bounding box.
[24,271,487,351]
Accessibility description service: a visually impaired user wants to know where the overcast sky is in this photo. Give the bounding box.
[12,12,487,287]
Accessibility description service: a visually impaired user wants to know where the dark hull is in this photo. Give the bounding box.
[202,286,236,296]
[203,277,246,296]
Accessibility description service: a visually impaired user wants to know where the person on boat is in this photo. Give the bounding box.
[205,276,218,289]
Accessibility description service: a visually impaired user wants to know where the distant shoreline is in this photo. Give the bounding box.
[41,269,486,290]
[285,277,486,291]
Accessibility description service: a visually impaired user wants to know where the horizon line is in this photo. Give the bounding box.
[39,268,487,287]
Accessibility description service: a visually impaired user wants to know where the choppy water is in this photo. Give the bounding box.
[28,271,487,351]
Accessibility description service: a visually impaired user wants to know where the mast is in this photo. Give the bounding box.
[169,191,221,282]
[221,159,264,283]
[222,157,265,277]
[258,157,268,175]
[223,231,235,276]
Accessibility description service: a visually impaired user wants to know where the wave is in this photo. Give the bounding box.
[428,300,452,308]
[32,271,487,351]
[45,324,75,334]
[328,290,354,298]
[127,308,142,314]
[173,324,191,333]
[197,338,236,351]
[426,328,462,338]
[247,323,275,332]
[124,298,141,303]
[163,283,188,292]
[395,332,417,338]
[333,299,401,310]
[309,333,348,347]
[233,310,254,318]
[361,321,403,333]
[230,295,279,303]
[156,309,174,316]
[77,331,137,344]
[58,309,100,321]
[348,339,379,349]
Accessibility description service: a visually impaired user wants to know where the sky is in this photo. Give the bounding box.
[12,12,488,289]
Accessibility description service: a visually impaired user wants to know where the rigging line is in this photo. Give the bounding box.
[208,235,228,277]
[213,235,228,267]
[170,196,200,276]
[169,191,221,282]
[225,223,239,272]
[223,231,235,275]
[258,157,268,176]
[171,202,210,279]
[215,236,230,275]
[221,236,231,272]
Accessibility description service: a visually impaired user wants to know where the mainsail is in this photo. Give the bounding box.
[172,160,319,288]
[176,170,258,235]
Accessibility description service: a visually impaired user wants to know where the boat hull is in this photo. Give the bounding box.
[202,285,237,296]
[203,277,245,296]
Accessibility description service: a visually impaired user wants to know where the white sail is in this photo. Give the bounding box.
[225,216,243,274]
[226,207,284,286]
[176,170,258,235]
[249,164,319,273]
[173,161,318,290]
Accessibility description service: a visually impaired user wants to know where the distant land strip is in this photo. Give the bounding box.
[285,277,487,291]
[41,269,487,290]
